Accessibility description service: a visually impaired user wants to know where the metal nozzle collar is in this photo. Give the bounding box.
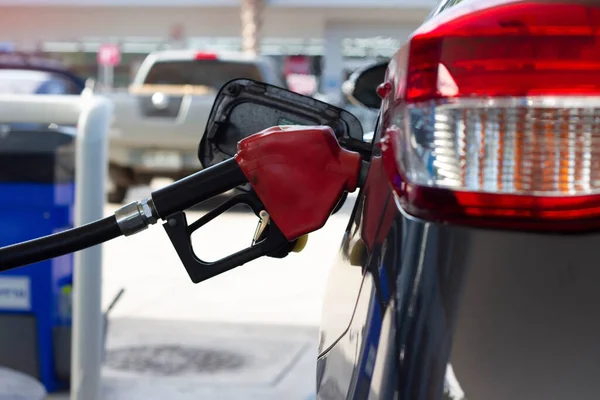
[115,198,159,237]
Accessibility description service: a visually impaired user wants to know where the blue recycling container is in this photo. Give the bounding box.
[0,128,76,392]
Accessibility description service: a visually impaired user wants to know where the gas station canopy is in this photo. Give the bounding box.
[0,0,434,51]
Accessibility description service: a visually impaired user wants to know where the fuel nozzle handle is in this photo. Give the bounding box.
[150,124,363,237]
[64,124,362,243]
[150,158,247,220]
[112,158,247,238]
[160,124,364,283]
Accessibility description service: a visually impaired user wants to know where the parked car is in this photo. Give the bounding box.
[0,52,87,135]
[106,49,287,203]
[317,0,600,399]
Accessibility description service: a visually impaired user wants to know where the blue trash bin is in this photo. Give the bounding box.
[0,127,76,393]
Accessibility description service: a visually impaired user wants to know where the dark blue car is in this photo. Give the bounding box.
[317,0,600,399]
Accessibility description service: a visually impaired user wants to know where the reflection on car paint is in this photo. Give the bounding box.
[353,287,383,399]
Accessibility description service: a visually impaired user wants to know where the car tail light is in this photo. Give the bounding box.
[382,0,600,232]
[194,52,218,61]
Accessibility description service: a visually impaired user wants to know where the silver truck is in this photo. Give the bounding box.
[107,49,286,203]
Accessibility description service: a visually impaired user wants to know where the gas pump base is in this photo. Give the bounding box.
[0,188,74,392]
[0,129,76,392]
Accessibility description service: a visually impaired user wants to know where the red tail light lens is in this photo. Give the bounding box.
[194,52,218,61]
[383,0,600,232]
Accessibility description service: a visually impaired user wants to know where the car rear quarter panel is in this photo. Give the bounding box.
[319,174,600,400]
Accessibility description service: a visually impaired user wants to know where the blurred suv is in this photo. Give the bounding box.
[106,50,287,203]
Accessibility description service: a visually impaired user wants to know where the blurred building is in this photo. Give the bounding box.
[0,0,435,96]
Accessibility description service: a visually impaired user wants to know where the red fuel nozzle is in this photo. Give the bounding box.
[157,124,363,284]
[235,125,363,241]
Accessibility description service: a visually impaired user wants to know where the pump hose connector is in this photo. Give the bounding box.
[114,198,159,237]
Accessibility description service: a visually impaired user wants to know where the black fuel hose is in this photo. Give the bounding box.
[151,158,247,219]
[0,216,122,272]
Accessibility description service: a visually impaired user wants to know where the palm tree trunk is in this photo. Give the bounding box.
[240,0,264,56]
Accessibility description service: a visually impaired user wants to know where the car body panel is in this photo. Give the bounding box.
[320,149,600,399]
[318,0,600,398]
[318,123,388,357]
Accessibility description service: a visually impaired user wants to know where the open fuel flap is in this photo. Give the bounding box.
[198,78,370,169]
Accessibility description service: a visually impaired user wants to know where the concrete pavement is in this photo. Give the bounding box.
[46,182,356,399]
[50,320,318,400]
